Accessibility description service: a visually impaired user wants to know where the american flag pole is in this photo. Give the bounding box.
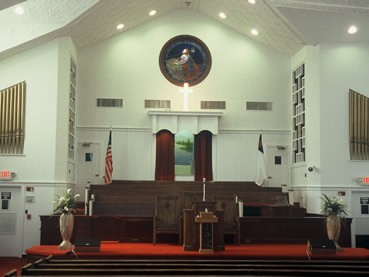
[104,128,113,184]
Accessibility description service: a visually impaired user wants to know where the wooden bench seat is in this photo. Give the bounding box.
[86,181,291,245]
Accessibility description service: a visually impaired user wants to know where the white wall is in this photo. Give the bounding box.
[216,131,290,181]
[76,128,154,183]
[0,38,77,256]
[318,43,369,244]
[320,43,369,187]
[291,43,369,219]
[292,43,369,189]
[0,185,24,257]
[0,38,73,183]
[76,9,291,187]
[7,9,369,254]
[293,43,369,188]
[55,37,77,182]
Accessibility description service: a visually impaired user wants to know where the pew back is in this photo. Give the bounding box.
[89,181,289,217]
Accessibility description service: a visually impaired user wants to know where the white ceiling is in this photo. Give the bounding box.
[1,0,369,60]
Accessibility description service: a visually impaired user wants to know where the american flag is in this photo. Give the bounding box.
[104,130,113,184]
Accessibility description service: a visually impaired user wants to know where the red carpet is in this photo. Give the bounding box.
[0,257,28,276]
[26,242,369,260]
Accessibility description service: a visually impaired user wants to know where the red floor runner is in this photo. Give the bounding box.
[0,257,28,276]
[26,243,369,260]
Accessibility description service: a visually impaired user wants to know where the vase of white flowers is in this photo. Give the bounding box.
[53,188,80,250]
[321,193,348,251]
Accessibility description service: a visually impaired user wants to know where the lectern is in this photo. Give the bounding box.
[183,201,224,251]
[195,211,218,253]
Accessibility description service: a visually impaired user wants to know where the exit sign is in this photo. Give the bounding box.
[0,170,13,180]
[361,176,369,184]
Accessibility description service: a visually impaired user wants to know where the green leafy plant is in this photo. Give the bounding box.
[53,189,80,214]
[321,193,348,217]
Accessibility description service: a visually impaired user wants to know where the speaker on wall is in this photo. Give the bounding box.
[74,237,101,252]
[356,235,369,249]
[307,239,336,255]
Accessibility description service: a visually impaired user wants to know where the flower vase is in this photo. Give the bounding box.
[326,215,342,251]
[58,212,74,250]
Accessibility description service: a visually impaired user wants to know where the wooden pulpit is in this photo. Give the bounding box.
[183,201,224,251]
[195,211,218,253]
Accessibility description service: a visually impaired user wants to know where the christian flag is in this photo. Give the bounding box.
[104,130,113,184]
[255,133,267,186]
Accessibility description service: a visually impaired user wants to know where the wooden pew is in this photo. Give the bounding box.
[40,180,339,245]
[88,181,290,219]
[87,181,291,245]
[40,215,153,244]
[239,216,352,246]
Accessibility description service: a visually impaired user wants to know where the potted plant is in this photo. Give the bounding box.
[53,189,80,250]
[321,193,348,250]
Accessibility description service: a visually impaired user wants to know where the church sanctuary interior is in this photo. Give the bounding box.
[1,0,369,276]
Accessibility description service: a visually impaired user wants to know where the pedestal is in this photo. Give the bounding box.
[183,201,224,251]
[195,211,218,253]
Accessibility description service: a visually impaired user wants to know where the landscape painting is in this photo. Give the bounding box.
[175,130,194,176]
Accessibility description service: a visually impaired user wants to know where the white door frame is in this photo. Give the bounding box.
[265,144,291,188]
[76,141,102,200]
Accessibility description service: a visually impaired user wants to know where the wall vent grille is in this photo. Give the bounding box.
[145,100,171,109]
[97,98,123,108]
[201,101,226,110]
[246,101,272,111]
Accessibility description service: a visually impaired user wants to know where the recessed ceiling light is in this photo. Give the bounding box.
[219,12,226,19]
[251,28,259,36]
[14,6,25,15]
[348,25,357,34]
[116,23,124,30]
[248,0,256,4]
[149,10,157,16]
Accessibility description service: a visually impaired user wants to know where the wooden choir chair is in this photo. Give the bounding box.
[153,193,182,244]
[212,195,240,244]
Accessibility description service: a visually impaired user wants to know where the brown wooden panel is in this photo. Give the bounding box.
[88,181,288,218]
[40,214,352,248]
[92,216,119,241]
[40,216,60,245]
[212,195,240,244]
[183,191,203,209]
[40,215,148,245]
[93,202,155,216]
[155,194,181,228]
[119,217,153,243]
[73,216,93,241]
[260,206,306,217]
[183,201,224,251]
[40,215,93,245]
[153,194,182,244]
[41,181,319,247]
